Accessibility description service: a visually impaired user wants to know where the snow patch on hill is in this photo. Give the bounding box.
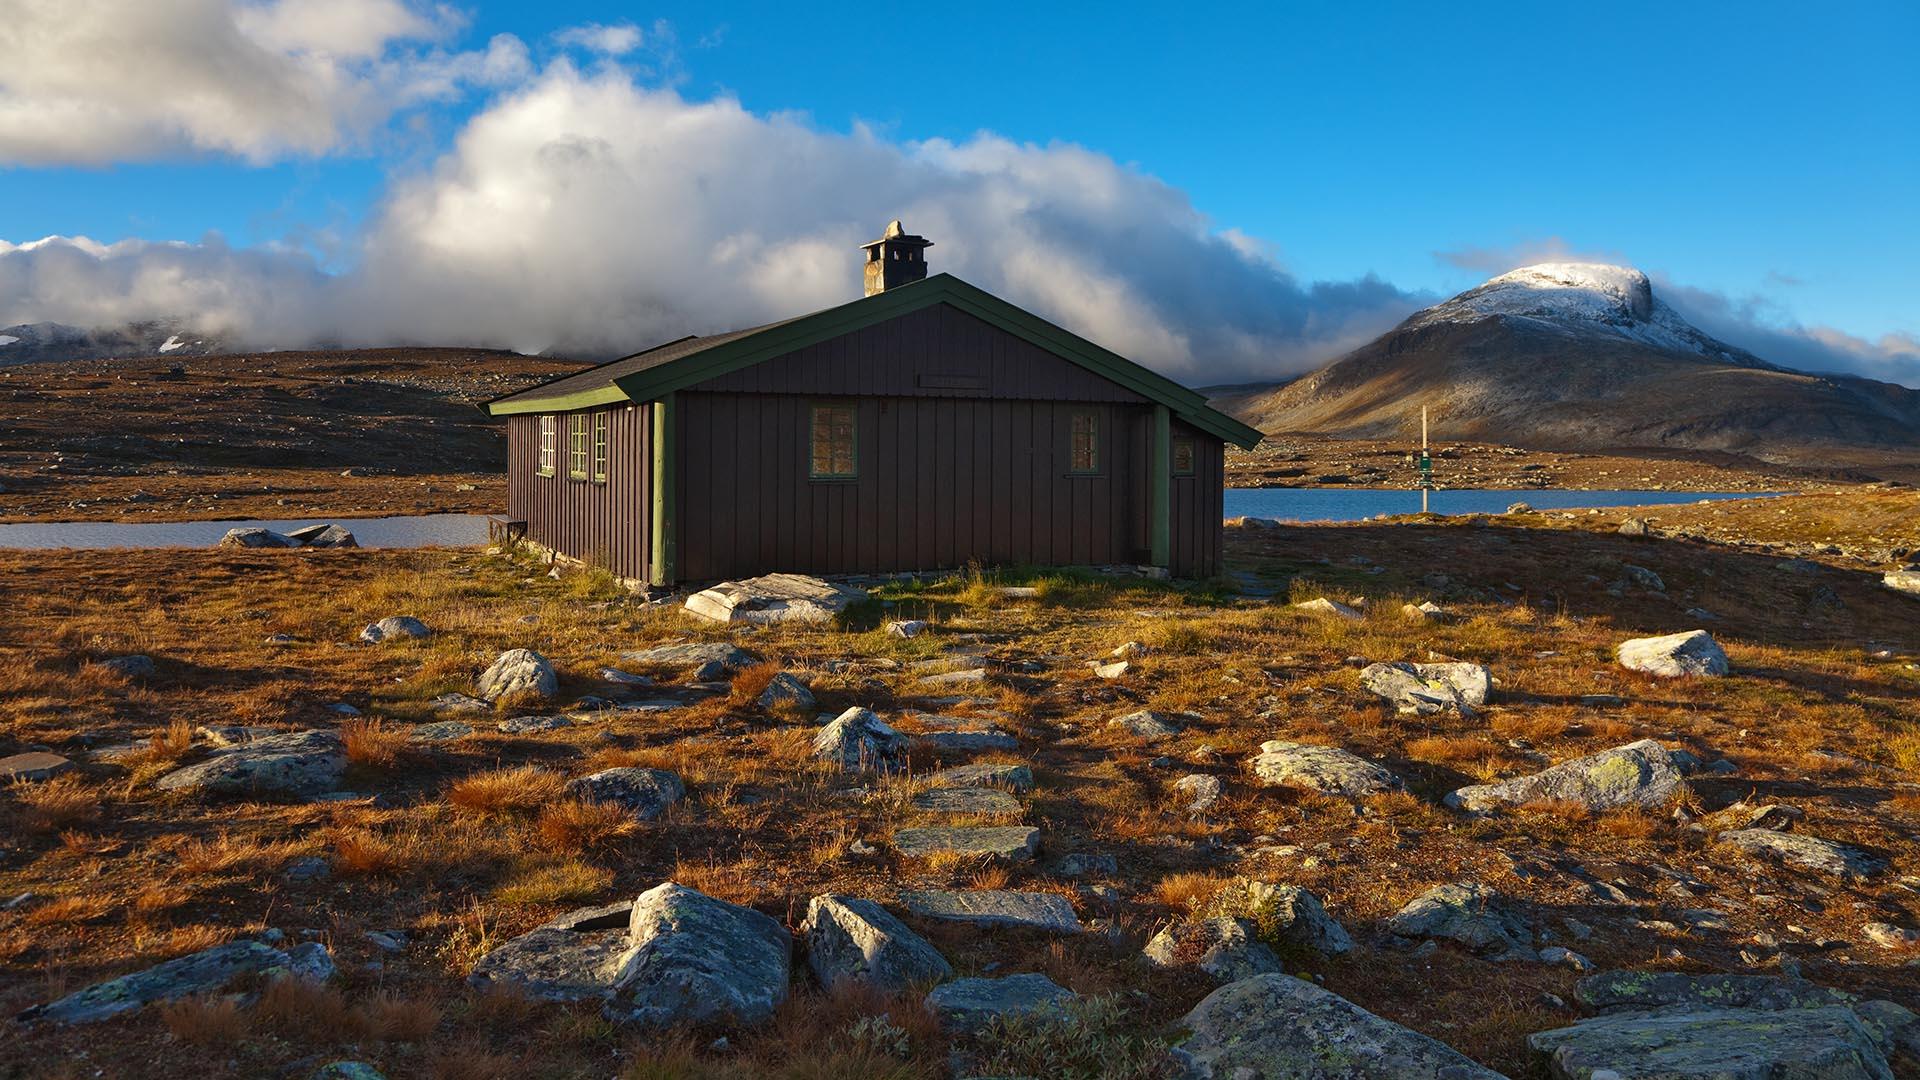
[1411,262,1773,369]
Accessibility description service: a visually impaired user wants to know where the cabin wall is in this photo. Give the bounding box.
[506,406,651,582]
[676,392,1161,582]
[1168,419,1225,579]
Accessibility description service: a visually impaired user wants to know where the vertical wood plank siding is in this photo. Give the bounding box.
[506,407,651,581]
[504,301,1227,583]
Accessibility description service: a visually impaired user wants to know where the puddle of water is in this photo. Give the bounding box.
[1224,488,1767,523]
[0,514,491,550]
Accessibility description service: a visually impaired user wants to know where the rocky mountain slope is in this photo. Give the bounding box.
[1214,264,1920,464]
[0,319,228,365]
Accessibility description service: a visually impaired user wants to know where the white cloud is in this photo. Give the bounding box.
[553,22,645,56]
[0,0,523,164]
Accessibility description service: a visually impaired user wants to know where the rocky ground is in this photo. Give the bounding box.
[2,498,1919,1078]
[0,350,580,523]
[1224,433,1914,492]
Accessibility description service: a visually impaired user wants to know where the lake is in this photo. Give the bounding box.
[1222,487,1764,522]
[0,491,1767,550]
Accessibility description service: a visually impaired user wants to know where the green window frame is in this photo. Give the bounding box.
[1068,409,1101,474]
[568,414,590,480]
[536,415,557,477]
[591,411,610,484]
[1172,435,1196,475]
[809,402,857,480]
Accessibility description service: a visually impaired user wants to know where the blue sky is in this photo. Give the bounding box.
[1,1,1915,382]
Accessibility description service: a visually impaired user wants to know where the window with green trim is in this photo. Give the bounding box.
[591,412,610,483]
[568,414,590,480]
[1172,436,1195,475]
[536,415,557,477]
[809,403,856,479]
[1068,410,1100,473]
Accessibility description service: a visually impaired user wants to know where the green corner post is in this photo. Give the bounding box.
[1150,403,1171,568]
[650,393,677,587]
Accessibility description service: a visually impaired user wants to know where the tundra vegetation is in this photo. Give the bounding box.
[1,491,1917,1078]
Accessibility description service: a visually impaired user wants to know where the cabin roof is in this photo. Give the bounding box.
[484,273,1262,448]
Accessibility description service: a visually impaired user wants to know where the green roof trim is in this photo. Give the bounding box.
[487,273,1263,449]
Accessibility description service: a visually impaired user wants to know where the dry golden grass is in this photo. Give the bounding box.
[536,799,640,852]
[173,831,305,878]
[493,859,614,905]
[1154,871,1228,913]
[449,767,566,817]
[13,776,103,834]
[157,995,246,1044]
[329,827,408,877]
[342,717,413,768]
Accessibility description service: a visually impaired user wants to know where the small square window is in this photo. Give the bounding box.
[1172,436,1195,475]
[810,403,857,479]
[591,412,610,484]
[568,414,590,480]
[536,415,557,477]
[1068,410,1100,474]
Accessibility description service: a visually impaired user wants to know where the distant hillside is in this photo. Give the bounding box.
[1213,263,1920,464]
[0,320,229,365]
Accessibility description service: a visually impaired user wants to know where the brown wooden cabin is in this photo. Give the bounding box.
[485,221,1261,586]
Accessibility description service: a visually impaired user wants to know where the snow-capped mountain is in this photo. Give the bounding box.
[1213,263,1920,461]
[0,319,227,366]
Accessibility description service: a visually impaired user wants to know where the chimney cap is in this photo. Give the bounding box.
[860,219,932,251]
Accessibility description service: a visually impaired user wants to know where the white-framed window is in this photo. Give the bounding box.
[591,412,610,484]
[536,415,557,477]
[809,402,857,479]
[1068,410,1100,474]
[568,414,590,480]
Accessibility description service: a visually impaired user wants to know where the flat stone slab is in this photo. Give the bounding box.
[431,693,491,714]
[684,574,867,626]
[497,715,572,735]
[893,825,1038,860]
[409,721,473,742]
[468,923,635,1003]
[910,787,1022,814]
[1359,661,1490,715]
[925,973,1074,1032]
[565,767,684,821]
[1575,971,1857,1013]
[1179,973,1506,1079]
[1294,597,1364,621]
[1715,829,1885,880]
[929,762,1034,793]
[0,752,74,783]
[1617,629,1729,678]
[801,895,951,993]
[918,667,990,688]
[18,940,333,1025]
[617,642,759,679]
[906,715,1018,752]
[1108,709,1186,741]
[154,730,346,797]
[1447,739,1688,812]
[900,889,1081,933]
[1248,739,1403,797]
[1529,1005,1894,1080]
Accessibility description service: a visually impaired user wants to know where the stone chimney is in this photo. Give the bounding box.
[860,219,933,297]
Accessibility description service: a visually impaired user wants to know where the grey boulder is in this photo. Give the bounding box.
[1883,568,1920,600]
[468,901,637,1002]
[924,973,1074,1032]
[1617,630,1729,678]
[1176,973,1506,1079]
[756,672,815,712]
[1142,916,1285,982]
[154,730,346,797]
[1574,971,1857,1013]
[618,641,758,680]
[18,939,333,1025]
[800,894,951,992]
[98,654,157,679]
[1203,880,1354,956]
[813,707,907,772]
[1715,828,1885,881]
[1447,740,1689,812]
[1387,882,1535,961]
[604,882,793,1028]
[1359,661,1490,715]
[1529,1006,1893,1080]
[565,767,685,821]
[1108,710,1186,741]
[288,523,358,548]
[1248,740,1403,797]
[684,573,867,626]
[218,527,296,549]
[477,648,558,700]
[359,615,429,644]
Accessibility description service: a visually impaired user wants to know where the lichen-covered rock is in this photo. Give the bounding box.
[1201,880,1354,956]
[1359,661,1490,715]
[684,574,867,625]
[359,615,429,644]
[618,642,759,680]
[409,720,473,742]
[812,707,907,772]
[1174,773,1224,814]
[17,939,333,1025]
[218,527,296,549]
[1617,630,1729,678]
[800,894,951,993]
[900,889,1082,933]
[924,973,1074,1032]
[929,762,1034,792]
[497,715,571,735]
[467,901,637,1002]
[1883,568,1920,600]
[604,883,792,1028]
[1248,740,1403,797]
[1700,802,1804,833]
[756,672,815,712]
[1528,1005,1893,1080]
[910,787,1021,814]
[0,751,73,783]
[1109,710,1186,741]
[892,825,1039,861]
[1387,882,1535,961]
[288,524,358,548]
[1714,829,1885,880]
[154,730,346,797]
[1446,740,1689,812]
[908,715,1019,752]
[1574,971,1857,1013]
[477,648,558,701]
[1294,597,1364,621]
[886,619,929,638]
[564,767,685,821]
[1143,917,1285,982]
[1177,973,1506,1079]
